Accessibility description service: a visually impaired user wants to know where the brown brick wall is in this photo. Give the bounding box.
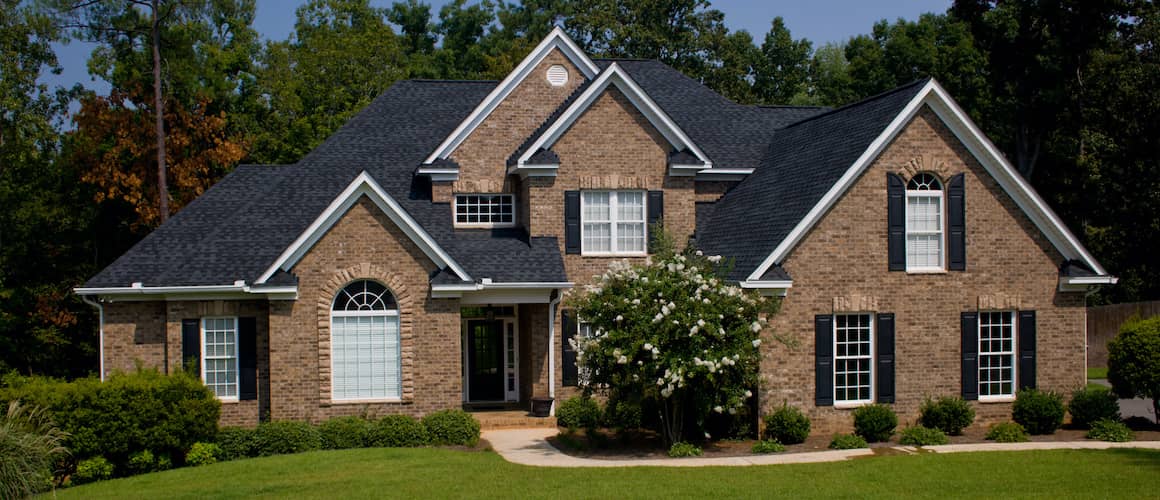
[761,106,1086,434]
[103,301,167,377]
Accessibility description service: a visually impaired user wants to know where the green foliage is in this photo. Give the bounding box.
[985,422,1030,443]
[215,427,258,461]
[603,399,642,432]
[0,401,68,497]
[71,456,113,486]
[667,441,702,458]
[126,449,158,475]
[852,404,897,443]
[828,433,868,450]
[750,439,785,454]
[919,396,975,435]
[761,404,810,445]
[1086,419,1133,442]
[253,421,322,456]
[1013,389,1066,435]
[421,410,480,447]
[318,416,371,450]
[1068,385,1120,429]
[898,426,949,446]
[368,415,428,448]
[557,396,602,431]
[1107,317,1160,421]
[185,442,220,467]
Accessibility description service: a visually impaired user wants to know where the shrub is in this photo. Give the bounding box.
[828,433,868,449]
[919,396,975,435]
[1013,389,1065,435]
[185,442,220,467]
[126,449,157,475]
[1068,385,1120,428]
[71,456,113,486]
[1086,418,1133,442]
[0,401,68,497]
[1107,316,1160,422]
[603,399,642,432]
[215,427,258,460]
[422,410,480,446]
[898,426,949,446]
[318,416,370,450]
[254,421,322,456]
[368,415,428,448]
[556,396,602,431]
[985,422,1029,443]
[751,439,786,454]
[667,441,702,457]
[762,404,810,445]
[852,404,897,442]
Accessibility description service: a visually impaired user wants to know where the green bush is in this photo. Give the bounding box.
[126,449,157,474]
[898,426,949,446]
[1107,316,1160,420]
[852,404,897,442]
[1013,389,1065,435]
[0,401,68,497]
[603,399,642,431]
[985,422,1030,443]
[185,442,220,466]
[751,439,786,454]
[1068,386,1120,428]
[919,396,975,435]
[215,427,258,460]
[369,414,428,448]
[71,456,114,486]
[762,404,810,444]
[828,433,868,449]
[667,441,702,457]
[422,410,480,446]
[318,416,370,450]
[556,396,602,430]
[254,421,322,456]
[1086,418,1133,442]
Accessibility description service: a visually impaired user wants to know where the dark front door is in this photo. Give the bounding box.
[467,319,504,401]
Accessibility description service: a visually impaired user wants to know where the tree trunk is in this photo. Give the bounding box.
[151,0,168,223]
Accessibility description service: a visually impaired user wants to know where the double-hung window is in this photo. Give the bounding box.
[905,173,944,271]
[202,317,239,399]
[330,280,402,401]
[978,311,1016,399]
[581,191,646,255]
[834,313,873,404]
[454,194,515,227]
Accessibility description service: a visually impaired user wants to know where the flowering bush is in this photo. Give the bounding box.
[569,238,780,444]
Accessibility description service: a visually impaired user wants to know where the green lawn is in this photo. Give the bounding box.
[52,447,1160,499]
[1088,367,1108,379]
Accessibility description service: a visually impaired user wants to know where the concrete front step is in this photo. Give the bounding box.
[473,410,558,430]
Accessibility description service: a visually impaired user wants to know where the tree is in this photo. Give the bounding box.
[804,42,856,106]
[754,17,811,104]
[1107,317,1160,423]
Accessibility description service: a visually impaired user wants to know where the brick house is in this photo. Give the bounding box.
[77,29,1115,431]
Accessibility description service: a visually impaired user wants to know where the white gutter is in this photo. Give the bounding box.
[739,280,794,289]
[548,289,563,416]
[430,281,575,292]
[80,295,105,381]
[74,281,298,299]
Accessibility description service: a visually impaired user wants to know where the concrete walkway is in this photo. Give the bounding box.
[482,428,1160,468]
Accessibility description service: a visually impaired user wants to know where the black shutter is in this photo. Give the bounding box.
[947,173,966,271]
[1018,311,1037,390]
[564,191,581,254]
[815,315,834,406]
[961,312,978,400]
[647,190,664,253]
[876,313,896,404]
[887,173,906,271]
[181,319,201,374]
[561,310,578,387]
[238,317,258,401]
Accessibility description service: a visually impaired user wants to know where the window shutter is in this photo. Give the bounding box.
[647,190,664,253]
[238,317,258,401]
[876,313,895,404]
[564,191,581,254]
[1018,310,1037,390]
[947,173,966,271]
[815,315,834,406]
[181,319,201,375]
[887,173,906,271]
[561,310,578,387]
[961,312,978,400]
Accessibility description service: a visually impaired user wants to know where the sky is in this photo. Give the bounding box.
[44,0,951,94]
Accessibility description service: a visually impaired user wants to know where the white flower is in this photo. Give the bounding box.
[750,321,762,333]
[644,343,654,351]
[703,298,710,304]
[632,374,639,381]
[689,325,699,335]
[637,360,643,366]
[696,250,703,256]
[697,319,706,327]
[707,255,722,263]
[713,406,723,413]
[661,387,674,398]
[657,378,665,386]
[617,355,628,364]
[752,339,762,347]
[745,390,753,398]
[728,408,737,415]
[652,347,660,356]
[641,277,649,284]
[632,299,641,305]
[653,313,664,323]
[615,315,624,322]
[704,432,711,439]
[661,305,671,316]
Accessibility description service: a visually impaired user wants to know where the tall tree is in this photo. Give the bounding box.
[754,17,811,104]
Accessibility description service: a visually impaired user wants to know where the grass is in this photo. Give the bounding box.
[50,447,1160,499]
[1088,367,1108,379]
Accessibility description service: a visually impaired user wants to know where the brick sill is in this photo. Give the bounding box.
[978,397,1016,404]
[328,398,404,405]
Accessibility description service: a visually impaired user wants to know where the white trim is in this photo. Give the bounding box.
[423,27,599,164]
[739,279,793,297]
[80,296,105,381]
[75,283,298,301]
[513,63,712,171]
[1059,275,1118,292]
[695,168,753,182]
[415,167,459,182]
[747,79,1112,282]
[201,316,240,402]
[431,281,575,303]
[905,188,945,272]
[255,171,471,284]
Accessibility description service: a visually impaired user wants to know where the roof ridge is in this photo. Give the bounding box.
[406,79,499,84]
[775,78,930,130]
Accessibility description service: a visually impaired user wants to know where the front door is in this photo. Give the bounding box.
[467,319,504,402]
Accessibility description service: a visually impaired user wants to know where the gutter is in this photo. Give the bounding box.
[80,295,105,381]
[74,281,298,300]
[548,289,563,416]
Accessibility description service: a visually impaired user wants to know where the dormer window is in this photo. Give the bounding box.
[905,173,944,271]
[454,194,515,228]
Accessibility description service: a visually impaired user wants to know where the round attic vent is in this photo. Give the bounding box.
[546,65,569,86]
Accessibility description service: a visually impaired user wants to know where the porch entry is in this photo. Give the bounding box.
[461,307,518,403]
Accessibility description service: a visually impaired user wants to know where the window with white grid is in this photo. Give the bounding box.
[979,311,1016,399]
[906,173,944,271]
[202,317,238,399]
[331,280,401,401]
[834,313,873,404]
[581,191,646,255]
[454,194,515,227]
[576,321,596,386]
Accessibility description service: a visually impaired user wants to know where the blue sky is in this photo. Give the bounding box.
[46,0,950,93]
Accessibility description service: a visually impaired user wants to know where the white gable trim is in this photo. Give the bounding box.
[514,63,711,171]
[256,172,471,284]
[422,27,599,164]
[747,79,1110,281]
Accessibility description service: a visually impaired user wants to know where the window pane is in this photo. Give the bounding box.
[202,318,238,399]
[583,222,611,252]
[582,192,610,221]
[454,194,515,226]
[617,191,644,221]
[833,314,873,403]
[978,311,1015,397]
[332,315,401,400]
[616,222,646,253]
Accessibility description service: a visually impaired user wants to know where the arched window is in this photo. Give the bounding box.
[330,280,401,400]
[905,173,944,270]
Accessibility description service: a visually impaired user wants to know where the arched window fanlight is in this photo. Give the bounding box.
[907,172,942,191]
[332,280,397,312]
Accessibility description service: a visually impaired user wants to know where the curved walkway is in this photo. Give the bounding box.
[482,428,1160,468]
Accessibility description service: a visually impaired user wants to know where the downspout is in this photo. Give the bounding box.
[81,295,105,381]
[548,289,562,416]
